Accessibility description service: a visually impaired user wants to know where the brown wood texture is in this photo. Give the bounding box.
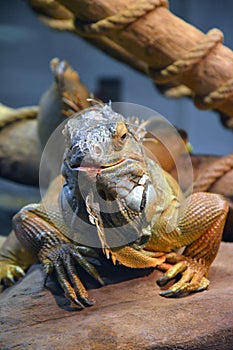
[51,0,233,120]
[1,243,233,349]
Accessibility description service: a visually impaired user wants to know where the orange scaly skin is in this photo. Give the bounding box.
[0,105,229,307]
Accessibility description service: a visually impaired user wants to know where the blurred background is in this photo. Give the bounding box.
[0,0,233,235]
[1,0,233,154]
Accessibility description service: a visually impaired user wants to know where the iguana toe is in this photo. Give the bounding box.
[0,261,25,287]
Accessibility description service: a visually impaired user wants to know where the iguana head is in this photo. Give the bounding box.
[61,104,155,250]
[62,104,145,175]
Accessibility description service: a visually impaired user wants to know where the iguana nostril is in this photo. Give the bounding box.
[93,144,103,157]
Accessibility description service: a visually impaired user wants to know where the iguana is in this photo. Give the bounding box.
[0,104,228,308]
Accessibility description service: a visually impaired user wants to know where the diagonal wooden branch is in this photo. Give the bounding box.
[28,0,233,125]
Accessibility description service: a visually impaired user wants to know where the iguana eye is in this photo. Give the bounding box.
[113,121,128,149]
[120,132,127,141]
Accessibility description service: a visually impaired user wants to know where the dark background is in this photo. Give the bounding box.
[0,0,233,235]
[0,0,233,155]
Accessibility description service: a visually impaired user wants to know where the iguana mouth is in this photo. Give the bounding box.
[74,158,127,173]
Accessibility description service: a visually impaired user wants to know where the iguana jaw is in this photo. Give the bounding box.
[72,153,145,173]
[73,158,127,173]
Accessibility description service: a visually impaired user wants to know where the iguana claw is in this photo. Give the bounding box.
[39,243,102,307]
[157,258,209,297]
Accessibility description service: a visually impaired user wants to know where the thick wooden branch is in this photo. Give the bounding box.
[29,0,233,124]
[1,244,233,348]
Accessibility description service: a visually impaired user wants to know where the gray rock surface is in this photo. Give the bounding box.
[0,243,233,349]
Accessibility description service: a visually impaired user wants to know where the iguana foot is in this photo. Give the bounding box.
[157,253,209,297]
[0,261,25,290]
[39,243,103,308]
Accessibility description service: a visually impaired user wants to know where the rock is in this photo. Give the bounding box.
[0,243,233,350]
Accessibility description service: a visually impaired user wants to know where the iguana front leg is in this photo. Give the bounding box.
[10,204,102,308]
[108,192,228,297]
